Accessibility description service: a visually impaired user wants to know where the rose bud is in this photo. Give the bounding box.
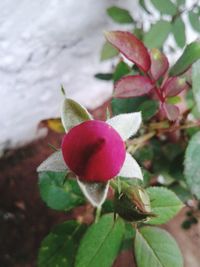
[62,120,126,183]
[38,98,143,207]
[114,186,155,222]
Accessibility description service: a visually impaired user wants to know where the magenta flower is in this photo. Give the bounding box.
[38,98,143,206]
[62,120,126,183]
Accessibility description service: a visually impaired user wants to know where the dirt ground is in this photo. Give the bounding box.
[0,104,200,267]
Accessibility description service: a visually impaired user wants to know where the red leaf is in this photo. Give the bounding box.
[163,77,188,97]
[163,103,179,121]
[105,31,151,72]
[149,48,169,80]
[114,75,154,98]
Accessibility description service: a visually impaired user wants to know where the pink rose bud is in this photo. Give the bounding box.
[62,120,126,182]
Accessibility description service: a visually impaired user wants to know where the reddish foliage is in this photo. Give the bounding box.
[114,75,154,98]
[149,48,169,81]
[105,31,151,72]
[163,77,188,97]
[105,30,191,121]
[163,103,180,121]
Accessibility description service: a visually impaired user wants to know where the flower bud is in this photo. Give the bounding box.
[114,186,154,222]
[62,120,126,183]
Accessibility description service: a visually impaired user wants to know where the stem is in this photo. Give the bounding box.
[149,121,170,130]
[95,206,102,223]
[48,143,59,151]
[125,120,200,154]
[149,119,200,133]
[146,72,165,103]
[154,86,165,103]
[161,121,200,133]
[127,131,156,153]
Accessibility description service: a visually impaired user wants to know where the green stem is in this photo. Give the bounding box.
[95,206,102,223]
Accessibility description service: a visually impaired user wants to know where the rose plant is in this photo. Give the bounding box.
[37,30,200,267]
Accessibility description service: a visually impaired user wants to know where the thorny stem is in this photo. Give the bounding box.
[127,131,156,154]
[162,121,200,133]
[126,120,200,153]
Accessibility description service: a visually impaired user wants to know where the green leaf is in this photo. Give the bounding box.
[137,100,158,121]
[94,73,113,80]
[147,187,183,225]
[189,11,200,32]
[192,59,200,112]
[39,172,84,211]
[100,41,119,61]
[61,98,92,132]
[120,223,136,251]
[172,17,186,48]
[113,61,130,82]
[170,41,200,76]
[144,20,171,49]
[176,0,185,6]
[166,96,181,104]
[135,146,154,164]
[139,0,151,14]
[75,214,125,267]
[133,28,144,40]
[111,96,147,115]
[37,151,67,173]
[150,0,177,15]
[38,221,87,267]
[184,131,200,199]
[169,184,192,202]
[135,226,183,267]
[107,6,134,24]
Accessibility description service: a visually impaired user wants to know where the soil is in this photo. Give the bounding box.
[0,103,200,267]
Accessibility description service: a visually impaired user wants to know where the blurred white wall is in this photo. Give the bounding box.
[0,0,137,152]
[0,0,198,152]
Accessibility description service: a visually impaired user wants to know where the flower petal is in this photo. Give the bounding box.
[77,179,109,207]
[118,152,143,180]
[37,151,68,172]
[107,112,142,141]
[61,98,92,132]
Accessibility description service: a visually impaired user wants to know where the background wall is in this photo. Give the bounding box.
[0,0,198,153]
[0,0,138,152]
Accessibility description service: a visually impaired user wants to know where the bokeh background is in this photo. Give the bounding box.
[0,0,199,266]
[0,0,198,153]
